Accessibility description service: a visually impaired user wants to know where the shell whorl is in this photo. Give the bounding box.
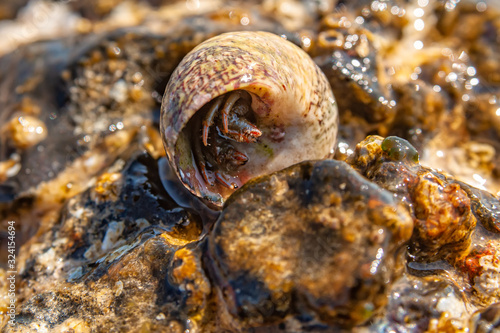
[161,31,338,207]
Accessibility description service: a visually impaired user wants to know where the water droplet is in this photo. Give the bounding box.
[476,1,487,12]
[466,66,477,76]
[414,19,425,31]
[355,16,364,24]
[414,8,425,17]
[240,16,250,25]
[446,72,458,82]
[472,173,486,186]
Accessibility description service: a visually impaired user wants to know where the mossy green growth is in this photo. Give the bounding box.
[256,141,274,158]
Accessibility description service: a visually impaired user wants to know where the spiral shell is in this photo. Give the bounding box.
[161,31,338,208]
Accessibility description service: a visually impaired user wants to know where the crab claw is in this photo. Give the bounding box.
[222,129,255,143]
[216,143,249,170]
[228,149,249,167]
[240,125,262,143]
[223,111,262,143]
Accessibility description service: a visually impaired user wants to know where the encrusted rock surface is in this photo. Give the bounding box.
[207,160,413,330]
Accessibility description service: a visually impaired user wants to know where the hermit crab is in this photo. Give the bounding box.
[161,31,338,208]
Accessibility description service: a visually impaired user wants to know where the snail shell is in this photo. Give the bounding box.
[161,31,338,208]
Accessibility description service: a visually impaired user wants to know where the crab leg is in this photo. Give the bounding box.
[202,95,225,146]
[192,114,215,186]
[215,170,238,189]
[221,91,248,133]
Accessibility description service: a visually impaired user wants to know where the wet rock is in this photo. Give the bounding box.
[12,234,211,333]
[310,9,396,161]
[9,150,211,332]
[464,93,500,181]
[347,135,500,308]
[451,180,500,235]
[433,0,500,85]
[63,29,176,141]
[372,274,469,332]
[316,22,393,125]
[457,241,500,305]
[206,159,413,330]
[17,150,203,283]
[387,81,447,150]
[470,302,500,333]
[348,136,477,264]
[0,40,78,194]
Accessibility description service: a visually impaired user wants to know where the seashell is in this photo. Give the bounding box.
[160,31,338,208]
